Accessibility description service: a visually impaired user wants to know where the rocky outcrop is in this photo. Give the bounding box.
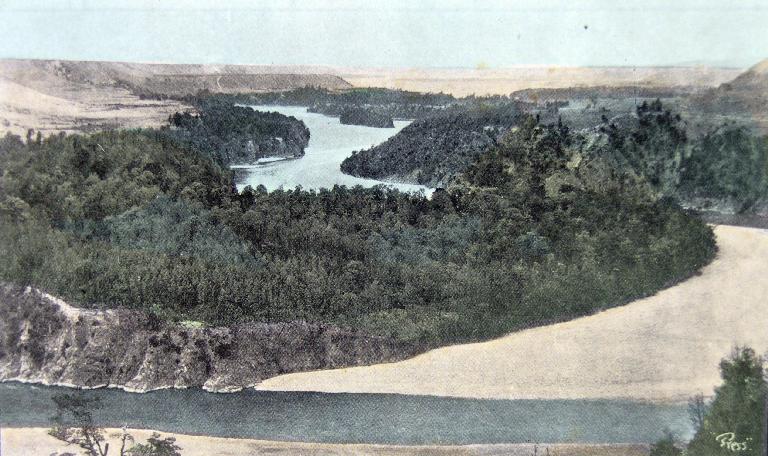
[0,285,420,392]
[339,107,395,128]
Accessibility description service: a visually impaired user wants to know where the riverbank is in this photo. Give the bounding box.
[0,427,650,456]
[258,225,768,403]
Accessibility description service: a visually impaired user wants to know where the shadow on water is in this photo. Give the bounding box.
[0,382,691,444]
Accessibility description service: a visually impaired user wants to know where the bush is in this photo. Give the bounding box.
[650,431,682,456]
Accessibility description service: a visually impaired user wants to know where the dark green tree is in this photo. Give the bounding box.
[126,433,181,456]
[686,347,766,456]
[49,393,182,456]
[650,431,682,456]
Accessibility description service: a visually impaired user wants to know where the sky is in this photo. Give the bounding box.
[0,0,766,68]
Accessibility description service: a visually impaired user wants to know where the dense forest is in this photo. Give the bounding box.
[0,97,716,345]
[340,105,526,187]
[339,107,395,128]
[594,100,768,213]
[181,87,540,122]
[167,100,310,166]
[342,98,768,214]
[181,87,456,121]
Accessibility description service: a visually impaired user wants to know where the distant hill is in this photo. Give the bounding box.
[0,59,352,135]
[0,59,352,97]
[687,59,768,133]
[338,66,741,97]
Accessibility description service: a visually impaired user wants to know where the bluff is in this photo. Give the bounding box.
[0,286,420,392]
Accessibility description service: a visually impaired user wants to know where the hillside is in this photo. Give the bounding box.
[687,59,768,133]
[0,59,351,135]
[0,104,715,350]
[0,59,352,96]
[340,105,525,186]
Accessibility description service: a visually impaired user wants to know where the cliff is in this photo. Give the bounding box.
[0,285,420,392]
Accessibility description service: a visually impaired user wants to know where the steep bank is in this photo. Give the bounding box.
[258,225,768,403]
[0,286,419,392]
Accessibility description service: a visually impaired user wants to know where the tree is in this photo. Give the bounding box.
[126,433,181,456]
[49,394,112,456]
[686,347,766,456]
[687,393,709,431]
[650,431,682,456]
[49,393,182,456]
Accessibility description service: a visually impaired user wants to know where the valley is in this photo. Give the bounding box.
[0,55,766,455]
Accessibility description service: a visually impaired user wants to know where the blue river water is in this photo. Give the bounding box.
[0,382,691,444]
[235,105,432,194]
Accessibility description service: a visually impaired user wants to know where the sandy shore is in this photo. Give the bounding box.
[259,225,768,402]
[0,427,649,456]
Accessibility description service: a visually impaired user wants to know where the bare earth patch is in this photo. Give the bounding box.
[0,77,190,137]
[0,428,650,456]
[258,225,768,403]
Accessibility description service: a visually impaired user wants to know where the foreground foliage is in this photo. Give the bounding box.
[49,394,181,456]
[686,347,766,456]
[651,347,766,456]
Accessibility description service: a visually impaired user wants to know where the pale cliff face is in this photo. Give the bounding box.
[0,286,419,392]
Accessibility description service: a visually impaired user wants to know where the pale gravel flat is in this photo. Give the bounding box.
[0,428,650,456]
[257,225,768,402]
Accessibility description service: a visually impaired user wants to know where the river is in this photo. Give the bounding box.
[234,105,432,194]
[0,382,691,444]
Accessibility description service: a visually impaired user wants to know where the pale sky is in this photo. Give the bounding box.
[0,0,766,68]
